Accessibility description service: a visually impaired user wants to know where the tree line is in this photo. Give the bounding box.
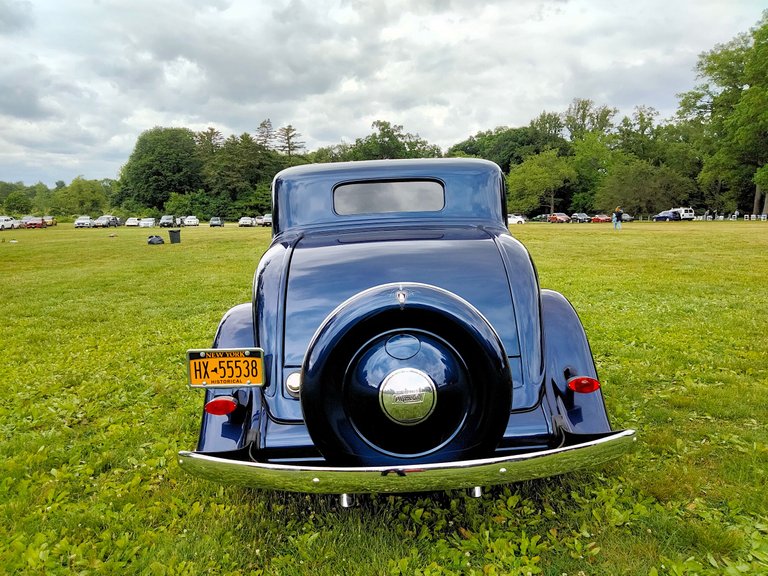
[2,13,765,219]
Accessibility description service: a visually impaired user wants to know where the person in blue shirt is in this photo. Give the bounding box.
[612,206,623,230]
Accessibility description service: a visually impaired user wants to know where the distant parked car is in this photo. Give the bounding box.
[125,217,140,227]
[653,210,681,221]
[74,216,93,228]
[43,216,57,227]
[621,213,634,222]
[591,214,611,223]
[571,213,591,223]
[531,214,549,222]
[254,216,264,226]
[507,214,525,225]
[209,217,224,227]
[261,213,272,227]
[93,215,117,228]
[184,216,200,226]
[139,217,156,228]
[159,215,175,228]
[548,213,571,223]
[238,216,254,227]
[0,216,20,230]
[24,217,47,229]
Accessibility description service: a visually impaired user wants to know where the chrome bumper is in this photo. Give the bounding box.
[178,429,635,494]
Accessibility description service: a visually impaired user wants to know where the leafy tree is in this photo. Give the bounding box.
[529,112,572,158]
[30,183,53,214]
[204,134,257,202]
[120,127,203,210]
[115,198,145,219]
[568,132,627,212]
[677,12,768,213]
[4,190,32,214]
[615,105,660,162]
[506,149,576,214]
[232,182,271,216]
[696,150,748,212]
[594,159,696,215]
[310,143,351,163]
[195,127,224,166]
[0,181,24,205]
[199,132,281,216]
[345,120,441,161]
[447,126,537,172]
[529,111,564,139]
[163,189,220,220]
[164,192,195,217]
[252,182,272,214]
[563,98,618,140]
[731,14,768,213]
[653,121,706,181]
[52,177,108,215]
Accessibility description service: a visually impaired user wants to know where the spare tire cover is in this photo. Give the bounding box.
[300,283,512,466]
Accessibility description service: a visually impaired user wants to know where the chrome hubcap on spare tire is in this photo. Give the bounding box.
[299,282,512,465]
[379,368,437,425]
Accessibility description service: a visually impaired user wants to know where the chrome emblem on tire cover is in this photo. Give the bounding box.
[378,368,437,425]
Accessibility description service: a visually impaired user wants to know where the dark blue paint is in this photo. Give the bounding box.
[272,158,506,236]
[194,158,617,467]
[283,228,520,367]
[198,303,258,452]
[299,282,512,465]
[540,290,611,434]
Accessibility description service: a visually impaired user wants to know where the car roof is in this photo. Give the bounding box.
[272,158,504,235]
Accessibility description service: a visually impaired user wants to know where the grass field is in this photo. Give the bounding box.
[1,221,766,575]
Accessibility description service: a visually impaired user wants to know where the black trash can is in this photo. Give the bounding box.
[169,229,181,244]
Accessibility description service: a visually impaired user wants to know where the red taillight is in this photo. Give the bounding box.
[567,376,601,394]
[204,395,238,416]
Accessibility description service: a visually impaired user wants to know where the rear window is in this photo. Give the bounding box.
[333,180,445,215]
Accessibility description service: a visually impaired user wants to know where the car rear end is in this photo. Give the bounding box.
[179,159,634,495]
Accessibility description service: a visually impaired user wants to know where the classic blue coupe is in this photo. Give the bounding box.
[179,158,634,499]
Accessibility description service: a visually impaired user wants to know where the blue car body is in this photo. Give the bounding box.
[180,158,634,494]
[653,210,682,221]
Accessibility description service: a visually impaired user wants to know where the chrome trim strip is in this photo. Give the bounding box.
[178,429,635,494]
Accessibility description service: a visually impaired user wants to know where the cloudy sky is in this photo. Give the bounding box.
[0,0,764,186]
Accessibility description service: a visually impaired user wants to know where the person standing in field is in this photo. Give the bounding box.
[612,206,623,230]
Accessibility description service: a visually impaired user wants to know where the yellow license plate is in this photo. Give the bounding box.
[187,348,265,388]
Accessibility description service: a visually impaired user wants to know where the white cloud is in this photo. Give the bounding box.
[0,0,765,185]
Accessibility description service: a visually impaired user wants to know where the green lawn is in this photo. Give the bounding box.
[1,222,766,575]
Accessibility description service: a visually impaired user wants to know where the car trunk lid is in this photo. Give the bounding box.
[282,226,519,366]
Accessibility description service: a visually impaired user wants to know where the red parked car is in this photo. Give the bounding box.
[591,214,611,223]
[548,212,571,223]
[23,217,47,229]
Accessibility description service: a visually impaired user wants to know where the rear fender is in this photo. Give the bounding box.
[540,290,611,434]
[196,303,262,452]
